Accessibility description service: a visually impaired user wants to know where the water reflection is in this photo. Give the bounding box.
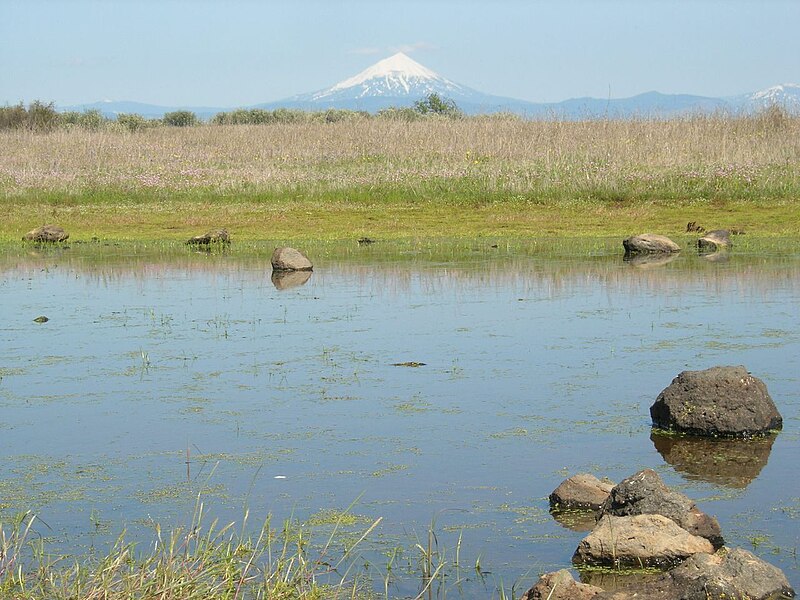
[699,250,730,263]
[549,508,598,532]
[0,239,799,593]
[651,431,776,489]
[578,568,664,592]
[623,252,680,268]
[271,270,312,290]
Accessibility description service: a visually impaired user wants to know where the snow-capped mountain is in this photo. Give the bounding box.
[59,53,799,119]
[736,83,800,112]
[306,52,468,101]
[261,52,520,113]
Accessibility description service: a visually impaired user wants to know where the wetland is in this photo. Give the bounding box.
[1,237,799,597]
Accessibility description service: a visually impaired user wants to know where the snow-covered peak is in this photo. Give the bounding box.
[746,83,800,108]
[329,52,443,92]
[300,52,475,102]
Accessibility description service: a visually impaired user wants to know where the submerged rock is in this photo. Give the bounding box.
[651,366,782,437]
[550,473,613,511]
[598,469,724,548]
[22,224,69,242]
[186,228,230,245]
[573,513,714,568]
[698,229,731,252]
[271,247,313,271]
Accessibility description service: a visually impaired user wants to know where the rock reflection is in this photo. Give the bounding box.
[651,431,776,489]
[549,508,598,532]
[577,567,664,592]
[699,250,730,263]
[271,269,312,290]
[623,252,680,268]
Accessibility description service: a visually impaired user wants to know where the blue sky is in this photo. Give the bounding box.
[2,0,798,107]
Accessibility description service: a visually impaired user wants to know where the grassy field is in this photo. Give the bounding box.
[1,111,799,242]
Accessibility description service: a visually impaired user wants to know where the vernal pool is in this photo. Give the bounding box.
[0,239,798,597]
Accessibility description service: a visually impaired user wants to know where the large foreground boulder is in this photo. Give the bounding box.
[651,366,782,436]
[698,229,731,252]
[622,234,680,255]
[596,548,795,600]
[573,514,714,568]
[271,247,313,271]
[550,474,613,510]
[22,224,69,242]
[599,469,724,548]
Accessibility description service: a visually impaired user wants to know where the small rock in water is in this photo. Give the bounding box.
[521,569,602,600]
[271,247,313,271]
[697,229,731,252]
[392,361,426,367]
[622,233,681,256]
[549,473,613,511]
[33,316,49,323]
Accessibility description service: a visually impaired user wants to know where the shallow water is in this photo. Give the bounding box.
[1,239,799,596]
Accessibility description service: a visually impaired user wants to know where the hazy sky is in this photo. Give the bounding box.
[2,0,798,107]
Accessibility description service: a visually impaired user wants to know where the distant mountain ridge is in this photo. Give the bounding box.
[58,53,800,120]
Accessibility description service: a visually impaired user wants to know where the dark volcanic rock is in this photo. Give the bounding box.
[271,247,313,271]
[651,366,782,437]
[596,548,795,600]
[599,469,724,548]
[622,233,681,255]
[22,224,69,242]
[550,474,613,510]
[573,514,714,568]
[186,228,230,245]
[698,229,731,252]
[651,431,775,489]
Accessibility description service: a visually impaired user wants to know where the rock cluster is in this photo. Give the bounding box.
[534,468,795,600]
[598,468,724,548]
[526,550,795,600]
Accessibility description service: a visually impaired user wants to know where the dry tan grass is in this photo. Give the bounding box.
[1,113,798,196]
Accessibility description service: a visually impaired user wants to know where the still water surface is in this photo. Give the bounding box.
[1,240,798,596]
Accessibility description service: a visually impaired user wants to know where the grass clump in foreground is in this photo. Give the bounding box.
[0,505,382,600]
